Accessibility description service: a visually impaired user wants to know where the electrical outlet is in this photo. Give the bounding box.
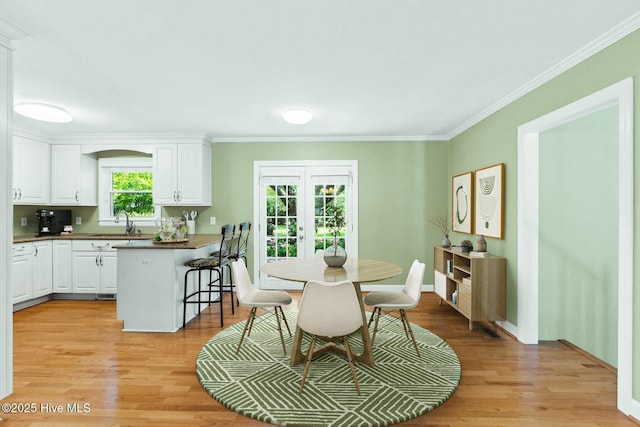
[210,217,216,225]
[76,216,82,225]
[20,217,27,226]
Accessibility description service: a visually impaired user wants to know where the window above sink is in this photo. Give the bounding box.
[97,157,159,227]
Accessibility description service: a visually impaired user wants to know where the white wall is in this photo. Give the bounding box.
[0,30,14,399]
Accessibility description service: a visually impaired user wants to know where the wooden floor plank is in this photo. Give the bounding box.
[0,292,637,426]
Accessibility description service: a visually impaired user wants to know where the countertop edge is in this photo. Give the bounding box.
[13,234,223,250]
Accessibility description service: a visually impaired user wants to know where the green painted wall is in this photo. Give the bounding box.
[538,106,618,366]
[450,29,640,399]
[189,140,450,284]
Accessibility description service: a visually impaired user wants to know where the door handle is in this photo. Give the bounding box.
[95,255,100,266]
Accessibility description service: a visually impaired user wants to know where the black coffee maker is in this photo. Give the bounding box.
[36,209,72,236]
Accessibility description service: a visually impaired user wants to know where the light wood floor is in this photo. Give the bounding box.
[1,292,637,427]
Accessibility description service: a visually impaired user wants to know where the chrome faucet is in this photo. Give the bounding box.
[115,211,135,236]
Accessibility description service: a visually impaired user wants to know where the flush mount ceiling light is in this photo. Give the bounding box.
[14,102,73,123]
[282,108,312,124]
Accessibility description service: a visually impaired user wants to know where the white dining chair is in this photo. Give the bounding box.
[363,259,425,356]
[297,280,362,394]
[231,260,293,355]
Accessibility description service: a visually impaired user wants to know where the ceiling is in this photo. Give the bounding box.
[2,0,640,141]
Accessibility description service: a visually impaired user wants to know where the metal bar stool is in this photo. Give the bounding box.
[182,224,235,327]
[230,221,251,265]
[226,221,251,309]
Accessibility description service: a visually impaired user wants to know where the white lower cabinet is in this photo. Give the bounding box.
[52,240,72,292]
[32,241,53,298]
[72,240,119,294]
[11,243,33,304]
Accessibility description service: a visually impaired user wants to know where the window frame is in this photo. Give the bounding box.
[98,157,158,227]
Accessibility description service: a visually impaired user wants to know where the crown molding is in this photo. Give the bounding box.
[13,124,51,142]
[50,132,209,145]
[208,134,448,143]
[0,18,29,48]
[447,10,640,140]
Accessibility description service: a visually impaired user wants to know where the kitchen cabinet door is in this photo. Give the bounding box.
[152,144,179,205]
[152,143,211,206]
[32,241,53,298]
[52,240,72,293]
[176,143,210,205]
[72,252,101,293]
[13,136,50,205]
[100,253,118,294]
[51,145,97,205]
[12,243,33,304]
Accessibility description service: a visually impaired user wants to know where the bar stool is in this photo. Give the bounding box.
[229,221,251,265]
[225,221,251,309]
[182,224,235,327]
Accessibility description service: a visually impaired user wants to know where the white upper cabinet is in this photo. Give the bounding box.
[153,143,211,206]
[13,135,50,204]
[50,145,97,205]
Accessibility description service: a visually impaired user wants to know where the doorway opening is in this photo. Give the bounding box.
[517,78,635,415]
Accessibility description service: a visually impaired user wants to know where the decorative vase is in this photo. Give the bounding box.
[476,235,487,252]
[324,245,347,267]
[441,235,451,248]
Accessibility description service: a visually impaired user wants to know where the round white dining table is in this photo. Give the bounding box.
[261,256,402,367]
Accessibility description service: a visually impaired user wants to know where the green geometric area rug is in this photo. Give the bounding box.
[196,311,461,427]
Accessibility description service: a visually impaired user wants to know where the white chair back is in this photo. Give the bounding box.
[297,280,362,338]
[231,260,255,304]
[401,259,426,305]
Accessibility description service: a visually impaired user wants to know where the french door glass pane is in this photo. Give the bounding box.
[266,184,298,261]
[314,184,346,252]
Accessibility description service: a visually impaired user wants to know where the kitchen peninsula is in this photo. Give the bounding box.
[114,234,222,332]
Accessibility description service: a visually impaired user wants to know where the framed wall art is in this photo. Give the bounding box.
[474,163,505,239]
[452,172,473,234]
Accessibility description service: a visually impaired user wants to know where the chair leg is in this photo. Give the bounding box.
[400,309,420,357]
[183,267,205,328]
[300,335,317,393]
[371,307,382,346]
[183,269,190,328]
[367,307,376,327]
[343,336,361,395]
[273,306,287,355]
[277,306,292,337]
[226,264,235,314]
[236,307,257,354]
[218,268,224,327]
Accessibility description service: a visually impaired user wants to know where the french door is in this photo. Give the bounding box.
[254,161,358,289]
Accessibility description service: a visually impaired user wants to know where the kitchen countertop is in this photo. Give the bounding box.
[113,234,222,250]
[13,233,156,243]
[13,233,222,250]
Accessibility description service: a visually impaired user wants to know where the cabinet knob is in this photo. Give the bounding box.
[75,191,79,202]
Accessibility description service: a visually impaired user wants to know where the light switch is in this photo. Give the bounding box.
[20,217,27,226]
[76,217,82,225]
